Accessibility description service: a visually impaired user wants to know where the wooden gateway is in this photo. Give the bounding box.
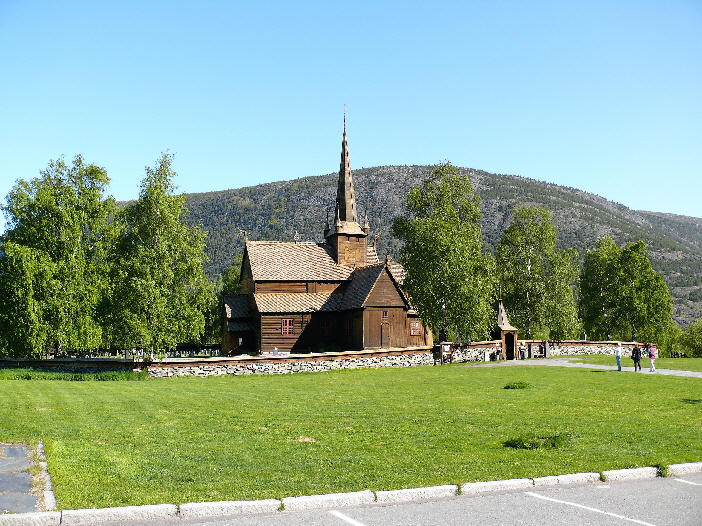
[222,119,432,354]
[493,299,519,360]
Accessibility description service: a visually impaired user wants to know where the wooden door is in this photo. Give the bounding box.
[381,323,390,348]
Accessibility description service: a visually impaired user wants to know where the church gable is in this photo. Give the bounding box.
[341,263,409,311]
[364,267,408,308]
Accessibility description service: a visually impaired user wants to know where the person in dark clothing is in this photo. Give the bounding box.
[632,345,642,372]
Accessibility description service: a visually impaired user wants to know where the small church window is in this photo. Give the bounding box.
[281,318,294,335]
[344,319,352,336]
[320,319,332,337]
[382,311,389,320]
[410,321,421,336]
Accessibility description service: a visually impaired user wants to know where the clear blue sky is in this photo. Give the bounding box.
[1,1,700,234]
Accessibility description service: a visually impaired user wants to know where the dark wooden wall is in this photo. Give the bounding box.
[259,313,344,353]
[256,282,307,293]
[364,308,406,348]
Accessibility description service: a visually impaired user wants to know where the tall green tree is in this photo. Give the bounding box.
[657,320,683,358]
[392,162,496,342]
[545,247,582,340]
[107,153,213,356]
[680,318,702,357]
[496,206,579,339]
[0,155,115,356]
[618,241,673,342]
[579,237,673,342]
[578,237,624,340]
[0,243,53,357]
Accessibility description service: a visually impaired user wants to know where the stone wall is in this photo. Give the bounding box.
[541,341,636,357]
[1,341,637,378]
[447,341,635,363]
[451,344,498,363]
[146,349,436,378]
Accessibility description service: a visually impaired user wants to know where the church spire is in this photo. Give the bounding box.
[336,113,358,224]
[324,113,368,267]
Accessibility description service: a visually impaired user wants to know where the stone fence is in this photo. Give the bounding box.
[0,341,637,378]
[149,340,636,377]
[146,348,436,378]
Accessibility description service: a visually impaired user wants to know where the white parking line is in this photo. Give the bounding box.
[674,478,702,486]
[329,509,369,526]
[525,491,660,526]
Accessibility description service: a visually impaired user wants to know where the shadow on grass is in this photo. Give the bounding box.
[681,399,702,405]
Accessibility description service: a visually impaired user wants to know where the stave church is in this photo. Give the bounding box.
[222,119,432,354]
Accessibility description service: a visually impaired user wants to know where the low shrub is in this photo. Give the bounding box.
[504,381,532,389]
[655,464,670,478]
[504,432,573,450]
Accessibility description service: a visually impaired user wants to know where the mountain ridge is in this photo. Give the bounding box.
[179,165,702,326]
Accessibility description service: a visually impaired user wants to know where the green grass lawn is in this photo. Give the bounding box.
[1,364,701,509]
[563,355,702,372]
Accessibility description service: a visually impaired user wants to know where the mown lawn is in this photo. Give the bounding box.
[1,364,700,509]
[564,355,702,372]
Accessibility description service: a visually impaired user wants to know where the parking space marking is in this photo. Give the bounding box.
[329,509,369,526]
[674,478,702,486]
[525,491,660,526]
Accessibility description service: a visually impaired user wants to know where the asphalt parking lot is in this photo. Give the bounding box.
[164,473,702,526]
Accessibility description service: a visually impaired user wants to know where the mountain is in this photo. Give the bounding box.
[182,165,702,326]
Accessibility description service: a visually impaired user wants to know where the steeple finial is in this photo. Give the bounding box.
[336,111,358,225]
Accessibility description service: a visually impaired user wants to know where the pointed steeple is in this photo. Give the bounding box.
[324,114,369,267]
[497,299,517,331]
[336,114,358,225]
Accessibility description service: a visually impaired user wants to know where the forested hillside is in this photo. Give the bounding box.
[182,165,702,326]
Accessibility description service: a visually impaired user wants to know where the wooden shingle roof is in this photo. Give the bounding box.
[342,262,412,310]
[223,294,250,318]
[246,241,354,282]
[366,245,380,265]
[387,261,406,284]
[496,300,518,331]
[227,321,253,332]
[253,292,344,313]
[342,263,387,309]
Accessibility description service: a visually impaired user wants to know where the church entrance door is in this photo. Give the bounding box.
[505,333,516,360]
[381,323,390,348]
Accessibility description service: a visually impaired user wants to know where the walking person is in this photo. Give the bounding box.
[649,343,658,372]
[615,342,622,371]
[632,344,642,372]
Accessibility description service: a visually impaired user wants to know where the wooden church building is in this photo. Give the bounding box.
[222,120,432,354]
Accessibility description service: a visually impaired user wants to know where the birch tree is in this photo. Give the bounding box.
[0,156,115,356]
[496,206,579,339]
[107,153,213,356]
[579,237,672,342]
[392,162,496,342]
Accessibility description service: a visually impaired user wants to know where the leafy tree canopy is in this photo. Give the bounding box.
[0,155,115,356]
[496,206,580,339]
[680,318,702,357]
[106,153,214,355]
[392,162,496,341]
[579,237,673,342]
